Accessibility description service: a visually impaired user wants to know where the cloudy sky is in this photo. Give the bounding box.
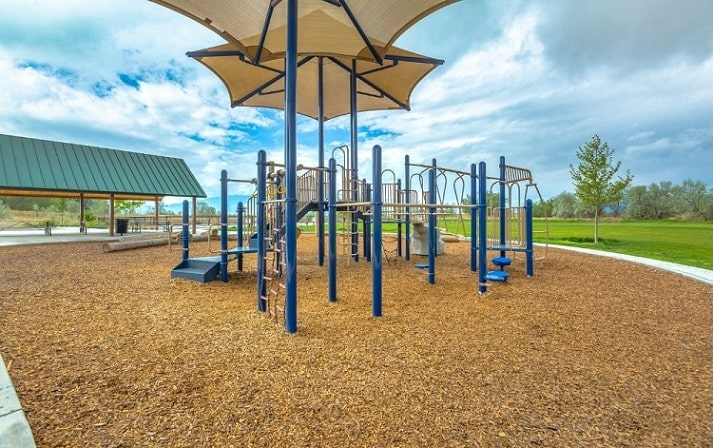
[1,0,711,204]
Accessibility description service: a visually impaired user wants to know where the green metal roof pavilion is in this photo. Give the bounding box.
[0,134,206,200]
[0,134,207,235]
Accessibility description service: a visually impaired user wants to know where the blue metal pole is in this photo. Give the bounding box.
[181,199,189,262]
[396,178,402,257]
[470,163,477,272]
[428,160,436,285]
[372,145,383,317]
[478,162,487,294]
[274,175,283,270]
[364,181,371,262]
[328,157,337,303]
[237,201,244,272]
[284,0,298,333]
[404,155,411,261]
[220,170,228,282]
[350,59,359,263]
[526,198,534,277]
[256,151,267,312]
[499,155,506,258]
[317,56,325,267]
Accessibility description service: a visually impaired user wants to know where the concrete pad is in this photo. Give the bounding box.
[0,355,36,448]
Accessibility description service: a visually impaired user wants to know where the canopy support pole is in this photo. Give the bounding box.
[284,0,298,333]
[318,56,325,267]
[350,59,359,262]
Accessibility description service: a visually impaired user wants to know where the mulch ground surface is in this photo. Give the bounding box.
[1,235,711,447]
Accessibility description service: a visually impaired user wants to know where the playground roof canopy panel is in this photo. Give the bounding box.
[0,134,207,201]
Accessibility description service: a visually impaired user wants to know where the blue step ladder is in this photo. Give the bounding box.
[486,256,511,282]
[171,256,222,283]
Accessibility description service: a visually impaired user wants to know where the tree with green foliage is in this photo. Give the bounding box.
[570,135,633,243]
[0,199,11,221]
[550,192,580,218]
[114,200,144,216]
[674,179,710,217]
[196,201,218,216]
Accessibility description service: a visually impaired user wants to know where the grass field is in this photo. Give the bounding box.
[532,219,713,270]
[310,218,712,270]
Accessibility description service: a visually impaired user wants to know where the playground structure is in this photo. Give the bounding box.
[171,145,548,332]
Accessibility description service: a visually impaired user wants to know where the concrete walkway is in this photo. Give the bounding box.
[0,355,35,448]
[546,244,713,286]
[0,232,711,445]
[0,226,161,247]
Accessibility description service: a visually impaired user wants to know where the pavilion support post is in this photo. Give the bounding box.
[79,193,86,234]
[154,197,159,230]
[192,196,198,235]
[109,193,115,236]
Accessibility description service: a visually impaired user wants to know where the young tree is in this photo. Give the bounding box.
[570,135,633,243]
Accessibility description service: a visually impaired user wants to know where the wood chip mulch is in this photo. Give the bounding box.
[0,235,711,447]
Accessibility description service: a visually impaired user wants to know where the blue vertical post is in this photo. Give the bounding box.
[364,181,371,262]
[181,199,189,262]
[237,201,244,272]
[396,178,402,257]
[220,170,229,282]
[499,156,507,258]
[284,0,298,333]
[350,59,359,262]
[404,155,411,261]
[328,157,337,303]
[372,145,383,317]
[478,162,487,294]
[470,163,477,272]
[317,56,325,267]
[526,198,534,277]
[256,151,267,312]
[273,175,283,270]
[428,160,436,285]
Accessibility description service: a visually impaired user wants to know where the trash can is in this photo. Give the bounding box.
[116,218,129,235]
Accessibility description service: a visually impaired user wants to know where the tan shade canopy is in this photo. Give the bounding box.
[189,43,443,120]
[150,0,460,63]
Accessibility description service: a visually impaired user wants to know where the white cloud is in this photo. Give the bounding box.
[0,0,710,202]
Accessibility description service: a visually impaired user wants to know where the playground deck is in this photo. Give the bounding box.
[0,236,711,446]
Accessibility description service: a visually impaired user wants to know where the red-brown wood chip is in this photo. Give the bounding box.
[1,235,711,447]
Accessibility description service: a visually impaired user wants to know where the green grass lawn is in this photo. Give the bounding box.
[532,219,713,270]
[302,218,712,270]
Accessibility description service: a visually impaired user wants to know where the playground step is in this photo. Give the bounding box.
[492,256,512,269]
[171,258,221,283]
[485,271,509,282]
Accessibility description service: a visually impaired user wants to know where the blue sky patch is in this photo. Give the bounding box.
[118,73,142,89]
